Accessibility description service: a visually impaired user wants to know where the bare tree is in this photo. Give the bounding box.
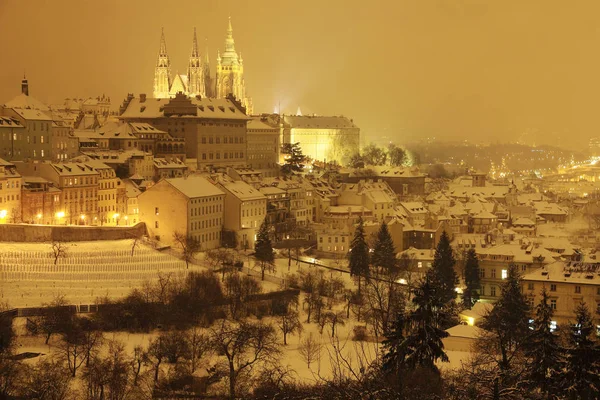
[130,234,143,257]
[50,241,68,265]
[22,358,71,400]
[303,291,324,324]
[28,294,74,344]
[298,333,321,369]
[173,232,201,268]
[145,334,168,387]
[224,272,261,319]
[277,310,303,345]
[185,327,211,374]
[323,310,346,338]
[83,339,130,400]
[131,345,145,387]
[209,320,281,399]
[58,322,89,377]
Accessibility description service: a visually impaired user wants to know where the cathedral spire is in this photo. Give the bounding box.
[190,27,199,58]
[224,16,237,58]
[159,27,168,58]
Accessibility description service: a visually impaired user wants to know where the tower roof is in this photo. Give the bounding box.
[157,28,170,67]
[220,16,239,66]
[190,27,199,58]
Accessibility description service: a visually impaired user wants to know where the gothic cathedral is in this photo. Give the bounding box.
[152,18,253,114]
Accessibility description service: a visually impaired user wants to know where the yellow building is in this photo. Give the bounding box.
[282,115,360,164]
[15,161,99,224]
[247,117,280,178]
[119,93,249,170]
[217,177,267,250]
[523,261,600,326]
[82,160,120,225]
[0,159,22,223]
[138,176,225,249]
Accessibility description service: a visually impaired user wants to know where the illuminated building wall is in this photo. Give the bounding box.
[282,115,360,164]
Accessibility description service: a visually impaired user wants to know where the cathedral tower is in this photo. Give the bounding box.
[153,28,172,98]
[216,17,252,113]
[187,28,204,97]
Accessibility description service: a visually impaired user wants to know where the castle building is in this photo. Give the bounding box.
[152,18,252,114]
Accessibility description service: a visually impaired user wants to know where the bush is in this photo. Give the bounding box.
[352,325,368,341]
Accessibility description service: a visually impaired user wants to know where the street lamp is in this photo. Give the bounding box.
[113,213,120,226]
[80,214,86,225]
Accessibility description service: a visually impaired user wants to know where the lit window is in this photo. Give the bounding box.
[501,269,508,280]
[550,321,557,332]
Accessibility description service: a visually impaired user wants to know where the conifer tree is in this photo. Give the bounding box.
[462,248,480,308]
[371,221,396,272]
[522,286,563,397]
[429,231,458,304]
[394,276,449,373]
[382,311,406,374]
[481,264,531,373]
[254,219,274,281]
[281,142,306,176]
[348,217,370,292]
[559,302,600,399]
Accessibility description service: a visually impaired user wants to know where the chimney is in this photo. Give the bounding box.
[21,76,29,96]
[140,93,147,103]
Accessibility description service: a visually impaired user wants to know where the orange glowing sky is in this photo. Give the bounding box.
[1,0,599,149]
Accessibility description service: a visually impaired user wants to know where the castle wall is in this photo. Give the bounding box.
[0,222,146,242]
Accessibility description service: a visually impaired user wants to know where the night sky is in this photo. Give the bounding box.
[1,0,599,148]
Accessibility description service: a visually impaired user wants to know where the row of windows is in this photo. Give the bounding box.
[0,194,19,202]
[64,177,98,186]
[533,283,600,296]
[242,208,264,217]
[319,245,346,252]
[320,236,347,244]
[191,204,222,216]
[191,230,222,243]
[201,136,244,144]
[99,194,115,201]
[191,218,222,230]
[201,151,244,160]
[0,181,19,190]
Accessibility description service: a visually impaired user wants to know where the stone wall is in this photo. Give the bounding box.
[0,223,147,242]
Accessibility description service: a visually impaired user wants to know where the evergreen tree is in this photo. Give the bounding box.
[281,142,306,176]
[371,221,396,272]
[462,248,480,308]
[481,264,531,373]
[559,302,600,399]
[522,286,563,397]
[348,217,370,292]
[254,219,274,280]
[382,311,406,374]
[394,276,449,373]
[429,231,458,304]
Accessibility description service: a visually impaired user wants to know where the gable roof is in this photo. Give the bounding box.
[166,176,224,199]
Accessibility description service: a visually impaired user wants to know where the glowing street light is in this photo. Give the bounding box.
[36,213,42,220]
[56,211,65,219]
[0,210,6,219]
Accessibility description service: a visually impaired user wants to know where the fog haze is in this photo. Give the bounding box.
[1,0,598,148]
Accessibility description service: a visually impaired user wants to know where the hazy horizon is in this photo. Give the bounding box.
[1,0,599,149]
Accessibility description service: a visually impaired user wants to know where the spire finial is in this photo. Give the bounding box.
[228,15,232,33]
[159,27,168,56]
[191,27,199,57]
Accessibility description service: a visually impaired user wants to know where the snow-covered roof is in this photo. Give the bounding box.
[445,324,484,339]
[523,260,600,285]
[219,180,265,201]
[247,118,278,131]
[10,108,52,121]
[0,116,25,128]
[512,217,536,226]
[166,176,224,199]
[283,115,357,129]
[4,93,50,111]
[119,96,249,120]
